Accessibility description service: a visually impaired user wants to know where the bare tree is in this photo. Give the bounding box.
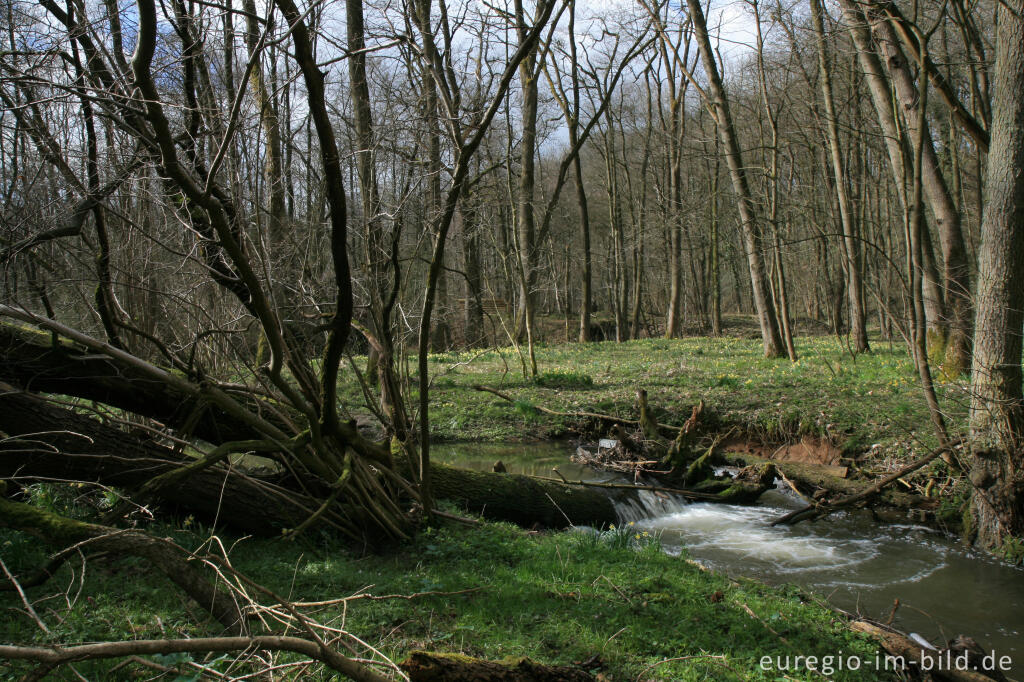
[685,0,784,358]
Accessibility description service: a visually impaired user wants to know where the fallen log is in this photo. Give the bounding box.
[771,443,955,526]
[532,466,776,505]
[400,650,594,682]
[0,321,286,445]
[429,463,616,528]
[0,383,330,534]
[850,621,1005,682]
[530,472,724,501]
[0,386,617,531]
[0,484,245,631]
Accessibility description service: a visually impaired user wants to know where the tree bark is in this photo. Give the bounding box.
[967,0,1024,553]
[867,6,972,372]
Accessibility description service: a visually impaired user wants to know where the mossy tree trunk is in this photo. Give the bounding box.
[967,0,1024,556]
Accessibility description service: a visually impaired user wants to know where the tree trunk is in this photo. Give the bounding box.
[967,0,1024,554]
[459,196,486,347]
[514,0,539,377]
[838,0,947,336]
[811,0,869,353]
[868,5,972,371]
[709,137,722,336]
[0,383,618,531]
[686,0,784,358]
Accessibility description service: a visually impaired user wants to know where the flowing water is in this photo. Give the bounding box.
[435,442,1024,666]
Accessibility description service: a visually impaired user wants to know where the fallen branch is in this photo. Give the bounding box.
[400,650,594,681]
[473,384,684,433]
[277,586,484,610]
[531,471,724,501]
[0,636,391,682]
[770,442,956,526]
[0,487,246,631]
[849,621,1003,682]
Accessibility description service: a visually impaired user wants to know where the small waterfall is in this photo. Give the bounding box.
[613,487,690,524]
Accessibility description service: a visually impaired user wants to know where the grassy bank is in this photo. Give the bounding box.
[347,332,968,462]
[0,515,888,680]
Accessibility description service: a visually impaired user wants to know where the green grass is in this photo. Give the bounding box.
[343,332,969,462]
[0,519,889,680]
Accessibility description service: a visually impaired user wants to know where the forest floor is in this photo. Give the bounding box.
[351,322,970,463]
[2,325,962,680]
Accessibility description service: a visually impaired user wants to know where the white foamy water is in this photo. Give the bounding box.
[437,444,1024,665]
[614,488,689,523]
[643,503,879,569]
[631,491,1024,665]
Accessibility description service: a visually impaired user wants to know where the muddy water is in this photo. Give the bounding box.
[435,442,1024,666]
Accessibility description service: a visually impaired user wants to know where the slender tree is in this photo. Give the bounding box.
[685,0,784,358]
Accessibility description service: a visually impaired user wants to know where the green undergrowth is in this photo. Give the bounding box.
[0,518,888,681]
[342,331,969,463]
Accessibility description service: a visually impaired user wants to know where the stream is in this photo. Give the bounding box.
[433,442,1024,666]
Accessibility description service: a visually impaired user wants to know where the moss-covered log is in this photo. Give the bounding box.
[429,463,617,528]
[400,650,595,681]
[0,485,245,631]
[0,383,327,534]
[0,322,278,444]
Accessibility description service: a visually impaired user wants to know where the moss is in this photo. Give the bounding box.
[961,500,976,544]
[935,490,969,530]
[0,493,100,546]
[940,340,969,380]
[998,536,1024,565]
[926,327,948,368]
